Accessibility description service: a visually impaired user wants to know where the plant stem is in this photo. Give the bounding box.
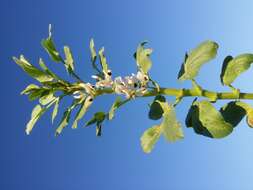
[94,87,253,100]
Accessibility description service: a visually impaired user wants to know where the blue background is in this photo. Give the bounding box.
[1,0,253,189]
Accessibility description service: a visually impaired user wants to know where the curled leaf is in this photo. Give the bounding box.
[178,41,218,81]
[220,54,253,86]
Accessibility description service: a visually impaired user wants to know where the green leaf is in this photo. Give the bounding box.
[233,101,253,128]
[148,95,166,120]
[63,46,75,72]
[13,55,54,82]
[220,101,246,127]
[39,91,55,105]
[72,96,93,129]
[220,54,253,85]
[90,38,97,63]
[28,88,50,101]
[157,102,184,142]
[178,41,218,81]
[41,26,62,62]
[55,101,78,135]
[39,58,60,80]
[135,42,153,74]
[140,125,161,153]
[52,97,60,123]
[187,100,233,138]
[108,97,129,120]
[26,105,46,135]
[98,47,108,73]
[21,84,40,95]
[85,112,106,127]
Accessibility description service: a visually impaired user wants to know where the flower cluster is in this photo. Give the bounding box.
[73,70,149,100]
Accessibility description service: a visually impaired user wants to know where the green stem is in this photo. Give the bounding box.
[94,87,253,100]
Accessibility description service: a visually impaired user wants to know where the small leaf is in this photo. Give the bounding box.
[26,105,46,135]
[141,125,161,153]
[13,55,54,83]
[55,101,78,135]
[41,25,62,62]
[148,95,166,120]
[135,42,153,74]
[178,41,218,81]
[39,92,55,105]
[157,102,184,142]
[233,101,253,128]
[96,124,102,136]
[63,46,75,72]
[72,96,93,129]
[98,47,108,73]
[39,58,60,80]
[90,38,97,63]
[220,54,253,85]
[52,97,60,123]
[85,112,106,127]
[108,97,128,120]
[21,84,40,95]
[28,88,50,101]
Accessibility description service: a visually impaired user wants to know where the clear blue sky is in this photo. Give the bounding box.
[1,0,253,189]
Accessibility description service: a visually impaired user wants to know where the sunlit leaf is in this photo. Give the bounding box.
[13,55,54,82]
[98,47,108,73]
[140,125,161,153]
[72,96,93,129]
[21,84,40,95]
[108,97,128,120]
[157,101,184,142]
[63,46,75,72]
[41,25,62,62]
[55,101,78,135]
[220,54,253,85]
[178,41,218,81]
[90,38,97,63]
[135,42,153,74]
[26,105,45,135]
[186,100,233,138]
[52,97,60,123]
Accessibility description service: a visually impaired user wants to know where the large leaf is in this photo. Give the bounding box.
[41,26,62,62]
[63,46,75,72]
[72,96,93,129]
[157,101,184,142]
[178,41,218,81]
[186,100,233,138]
[220,54,253,85]
[148,95,166,120]
[140,125,161,153]
[13,55,54,82]
[26,105,46,135]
